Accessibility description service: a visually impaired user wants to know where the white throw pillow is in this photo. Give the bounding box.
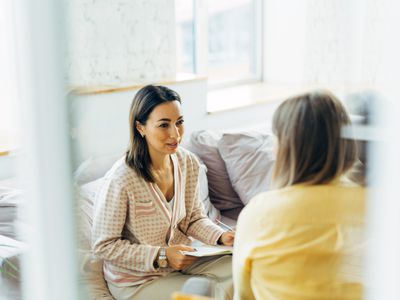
[218,131,276,205]
[198,163,221,221]
[74,154,122,185]
[77,180,113,299]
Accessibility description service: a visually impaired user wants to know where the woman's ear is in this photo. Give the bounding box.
[136,121,145,138]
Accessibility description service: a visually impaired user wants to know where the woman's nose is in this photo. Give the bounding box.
[170,125,180,138]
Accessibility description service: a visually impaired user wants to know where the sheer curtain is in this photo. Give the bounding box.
[0,0,20,154]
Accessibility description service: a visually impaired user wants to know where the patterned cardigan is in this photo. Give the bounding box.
[92,148,225,287]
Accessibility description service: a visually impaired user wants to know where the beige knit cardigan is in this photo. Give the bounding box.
[92,148,225,287]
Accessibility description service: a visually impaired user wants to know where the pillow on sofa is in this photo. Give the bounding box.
[74,154,122,185]
[0,187,23,239]
[198,164,221,221]
[218,131,276,205]
[77,180,114,299]
[185,130,243,212]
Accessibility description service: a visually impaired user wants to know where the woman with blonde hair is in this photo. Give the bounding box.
[233,91,366,300]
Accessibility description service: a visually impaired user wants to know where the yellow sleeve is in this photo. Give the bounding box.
[233,205,257,300]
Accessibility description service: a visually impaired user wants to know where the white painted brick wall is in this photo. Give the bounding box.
[264,0,381,86]
[66,0,176,86]
[304,0,381,85]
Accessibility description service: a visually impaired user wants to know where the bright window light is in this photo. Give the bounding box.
[206,0,260,85]
[175,0,262,87]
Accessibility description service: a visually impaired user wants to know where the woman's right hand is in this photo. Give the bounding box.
[166,245,199,270]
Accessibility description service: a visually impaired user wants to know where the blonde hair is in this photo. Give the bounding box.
[272,90,357,189]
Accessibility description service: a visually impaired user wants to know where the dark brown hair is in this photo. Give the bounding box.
[125,85,181,182]
[272,90,357,189]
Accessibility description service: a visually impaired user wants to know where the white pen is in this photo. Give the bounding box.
[215,219,234,231]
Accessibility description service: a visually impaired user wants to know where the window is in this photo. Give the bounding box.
[206,0,262,86]
[175,0,263,87]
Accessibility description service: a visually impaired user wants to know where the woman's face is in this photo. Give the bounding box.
[137,101,184,157]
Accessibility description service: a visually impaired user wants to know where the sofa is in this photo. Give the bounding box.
[0,127,277,299]
[74,128,278,298]
[1,108,370,298]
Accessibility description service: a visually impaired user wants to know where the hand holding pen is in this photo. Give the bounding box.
[215,219,235,246]
[215,219,235,231]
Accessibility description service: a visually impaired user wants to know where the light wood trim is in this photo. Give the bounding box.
[0,130,18,157]
[0,150,10,157]
[69,73,207,96]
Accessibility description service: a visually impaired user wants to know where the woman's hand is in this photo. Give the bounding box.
[166,245,199,270]
[218,231,235,246]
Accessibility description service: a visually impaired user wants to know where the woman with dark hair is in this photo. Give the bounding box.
[233,91,366,300]
[92,85,234,300]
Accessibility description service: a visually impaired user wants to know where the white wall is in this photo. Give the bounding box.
[263,0,381,85]
[263,0,307,84]
[303,0,381,85]
[66,0,176,86]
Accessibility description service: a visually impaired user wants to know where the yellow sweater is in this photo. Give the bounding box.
[233,182,366,300]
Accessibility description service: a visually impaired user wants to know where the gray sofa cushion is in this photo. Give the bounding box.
[185,130,243,212]
[218,131,276,205]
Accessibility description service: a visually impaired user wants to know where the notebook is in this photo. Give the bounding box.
[182,245,233,257]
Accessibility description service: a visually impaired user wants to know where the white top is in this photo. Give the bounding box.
[167,197,174,214]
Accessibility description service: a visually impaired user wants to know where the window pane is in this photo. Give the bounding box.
[175,0,195,74]
[207,0,258,85]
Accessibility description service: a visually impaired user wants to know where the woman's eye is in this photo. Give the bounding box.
[177,119,185,126]
[159,123,169,128]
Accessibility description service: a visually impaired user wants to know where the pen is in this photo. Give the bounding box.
[215,219,234,231]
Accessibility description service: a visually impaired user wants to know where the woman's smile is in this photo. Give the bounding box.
[166,141,179,150]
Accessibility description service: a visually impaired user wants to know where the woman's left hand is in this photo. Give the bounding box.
[219,231,235,246]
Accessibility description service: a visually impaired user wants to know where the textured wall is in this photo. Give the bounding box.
[304,0,381,85]
[264,0,382,86]
[66,0,176,87]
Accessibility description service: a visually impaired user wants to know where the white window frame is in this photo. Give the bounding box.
[191,0,264,90]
